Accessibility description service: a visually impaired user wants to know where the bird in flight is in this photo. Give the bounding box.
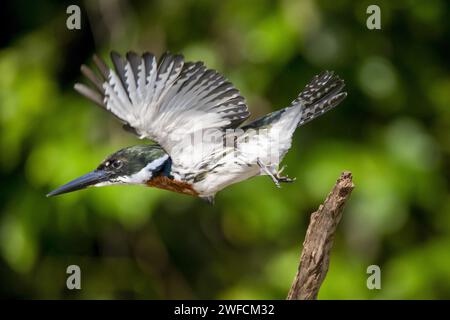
[47,51,346,204]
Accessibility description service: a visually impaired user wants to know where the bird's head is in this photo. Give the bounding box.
[47,144,170,197]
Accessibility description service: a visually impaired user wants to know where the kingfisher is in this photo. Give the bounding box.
[47,51,346,204]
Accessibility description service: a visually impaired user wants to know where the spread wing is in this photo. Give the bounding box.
[75,51,250,169]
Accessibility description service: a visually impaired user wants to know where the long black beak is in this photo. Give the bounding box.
[46,170,111,197]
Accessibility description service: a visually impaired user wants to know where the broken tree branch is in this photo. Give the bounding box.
[287,171,354,300]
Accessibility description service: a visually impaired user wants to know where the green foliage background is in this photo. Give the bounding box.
[0,0,449,299]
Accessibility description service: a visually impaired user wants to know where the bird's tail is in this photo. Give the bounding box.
[242,71,346,131]
[238,71,347,164]
[294,70,346,127]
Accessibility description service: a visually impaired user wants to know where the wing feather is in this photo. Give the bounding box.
[74,83,104,108]
[75,51,250,169]
[80,65,104,92]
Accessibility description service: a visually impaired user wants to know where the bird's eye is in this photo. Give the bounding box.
[112,160,123,169]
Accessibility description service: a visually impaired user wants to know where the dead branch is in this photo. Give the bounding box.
[287,171,354,300]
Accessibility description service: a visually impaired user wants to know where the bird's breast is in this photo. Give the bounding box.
[146,176,198,197]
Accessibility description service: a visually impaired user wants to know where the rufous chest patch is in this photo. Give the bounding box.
[146,176,198,197]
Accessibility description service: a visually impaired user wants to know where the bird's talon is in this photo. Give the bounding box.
[276,175,296,183]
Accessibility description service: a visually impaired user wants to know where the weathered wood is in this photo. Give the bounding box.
[287,171,354,300]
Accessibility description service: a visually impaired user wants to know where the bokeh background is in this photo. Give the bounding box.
[0,0,449,299]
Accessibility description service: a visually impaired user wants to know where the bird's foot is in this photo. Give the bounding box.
[257,161,296,188]
[274,165,296,184]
